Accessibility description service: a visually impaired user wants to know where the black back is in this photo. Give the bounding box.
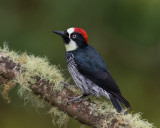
[68,45,131,108]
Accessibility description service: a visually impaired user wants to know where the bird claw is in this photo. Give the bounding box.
[66,98,76,105]
[81,97,89,101]
[66,101,72,105]
[66,95,88,105]
[60,81,76,88]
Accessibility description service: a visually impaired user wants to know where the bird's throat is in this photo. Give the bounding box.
[65,40,78,51]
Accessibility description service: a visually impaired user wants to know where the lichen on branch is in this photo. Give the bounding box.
[0,44,155,128]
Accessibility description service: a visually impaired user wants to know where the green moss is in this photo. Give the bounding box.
[0,44,67,125]
[0,44,65,91]
[89,98,155,128]
[0,44,155,128]
[18,86,46,108]
[49,107,69,128]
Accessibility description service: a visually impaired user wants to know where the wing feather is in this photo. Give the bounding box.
[72,45,131,108]
[73,45,121,93]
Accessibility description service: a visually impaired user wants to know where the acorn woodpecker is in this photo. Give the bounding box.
[53,27,131,113]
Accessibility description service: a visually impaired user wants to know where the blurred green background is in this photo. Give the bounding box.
[0,0,160,128]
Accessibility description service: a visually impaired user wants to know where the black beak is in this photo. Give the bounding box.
[52,30,65,37]
[53,30,70,43]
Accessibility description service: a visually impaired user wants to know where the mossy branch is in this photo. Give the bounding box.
[0,45,154,128]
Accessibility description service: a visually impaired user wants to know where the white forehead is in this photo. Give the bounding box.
[67,27,74,35]
[65,27,77,52]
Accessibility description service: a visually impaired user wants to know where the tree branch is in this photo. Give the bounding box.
[0,46,154,128]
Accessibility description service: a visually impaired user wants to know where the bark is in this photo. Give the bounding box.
[0,50,153,128]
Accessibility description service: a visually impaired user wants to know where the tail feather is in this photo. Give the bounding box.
[109,94,124,113]
[112,92,131,109]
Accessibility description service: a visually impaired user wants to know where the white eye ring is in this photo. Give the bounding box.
[72,34,76,38]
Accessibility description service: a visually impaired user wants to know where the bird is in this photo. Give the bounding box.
[53,27,131,113]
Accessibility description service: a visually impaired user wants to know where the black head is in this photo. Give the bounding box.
[53,27,88,51]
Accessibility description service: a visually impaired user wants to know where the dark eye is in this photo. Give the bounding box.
[72,34,76,39]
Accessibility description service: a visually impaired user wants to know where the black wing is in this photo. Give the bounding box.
[73,45,131,108]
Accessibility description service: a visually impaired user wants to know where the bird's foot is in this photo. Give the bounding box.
[67,94,88,105]
[79,97,89,102]
[67,95,83,105]
[122,109,128,115]
[60,81,76,88]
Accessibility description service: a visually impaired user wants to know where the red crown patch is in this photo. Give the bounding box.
[74,27,88,43]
